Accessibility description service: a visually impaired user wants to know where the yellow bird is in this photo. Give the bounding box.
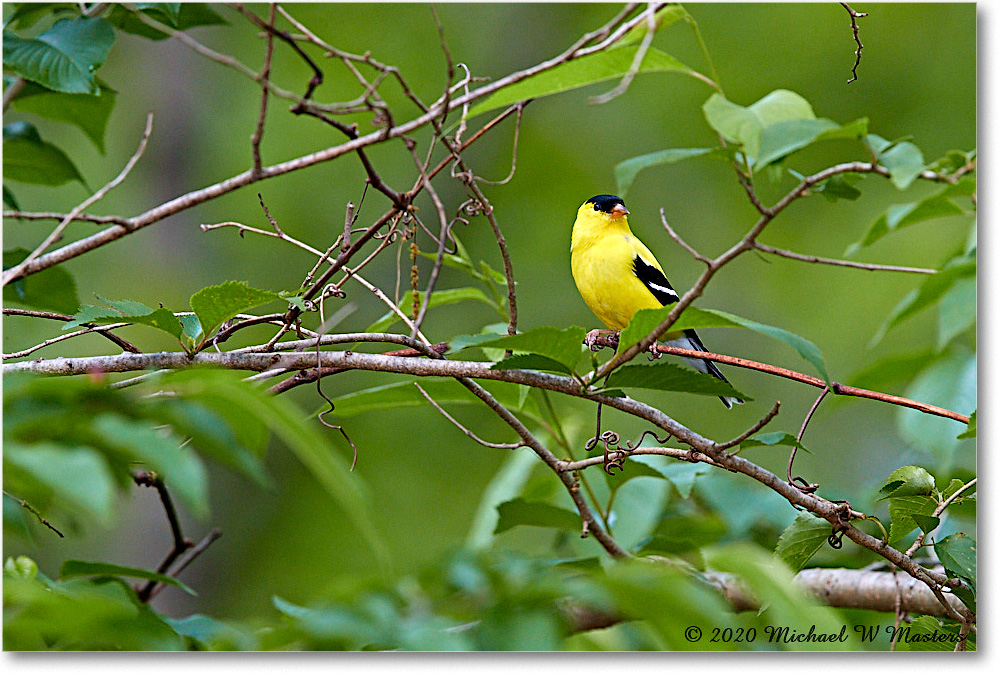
[571,194,741,408]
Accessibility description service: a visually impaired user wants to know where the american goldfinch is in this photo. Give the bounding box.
[571,194,742,408]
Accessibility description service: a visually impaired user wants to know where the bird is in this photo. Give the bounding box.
[570,194,742,408]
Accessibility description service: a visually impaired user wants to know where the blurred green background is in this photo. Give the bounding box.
[3,3,976,624]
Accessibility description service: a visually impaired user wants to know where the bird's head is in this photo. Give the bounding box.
[580,194,629,223]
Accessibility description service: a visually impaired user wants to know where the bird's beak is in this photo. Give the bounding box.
[610,204,629,220]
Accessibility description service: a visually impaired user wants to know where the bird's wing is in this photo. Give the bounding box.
[631,253,679,306]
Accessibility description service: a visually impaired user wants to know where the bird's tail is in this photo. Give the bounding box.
[663,329,744,409]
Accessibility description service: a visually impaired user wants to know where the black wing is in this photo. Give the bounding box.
[632,255,679,305]
[633,255,742,408]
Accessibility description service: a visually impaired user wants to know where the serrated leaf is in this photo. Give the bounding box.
[3,442,116,527]
[878,465,936,499]
[3,120,86,186]
[935,533,976,592]
[3,17,115,94]
[3,247,79,313]
[614,148,713,198]
[60,560,195,595]
[9,79,116,153]
[178,313,203,342]
[605,361,748,400]
[467,46,696,120]
[493,498,580,535]
[910,514,941,534]
[775,512,832,574]
[365,286,496,333]
[739,432,810,454]
[189,281,283,338]
[474,325,587,372]
[63,295,183,338]
[887,495,937,542]
[957,411,976,440]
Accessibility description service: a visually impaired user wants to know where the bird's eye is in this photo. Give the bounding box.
[593,204,600,211]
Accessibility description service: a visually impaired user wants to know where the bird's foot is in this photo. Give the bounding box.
[646,341,662,361]
[584,329,613,351]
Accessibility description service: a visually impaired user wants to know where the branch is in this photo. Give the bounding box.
[754,242,936,274]
[132,472,192,603]
[3,308,141,356]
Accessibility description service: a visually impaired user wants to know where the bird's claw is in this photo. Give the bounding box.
[584,329,605,352]
[646,341,662,361]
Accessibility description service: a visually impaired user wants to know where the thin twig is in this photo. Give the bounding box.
[414,383,523,449]
[133,472,192,603]
[147,530,223,601]
[588,2,658,105]
[754,243,936,274]
[2,113,154,287]
[250,3,277,177]
[3,490,64,538]
[840,3,868,84]
[718,401,781,451]
[660,208,711,264]
[904,478,977,557]
[3,308,141,355]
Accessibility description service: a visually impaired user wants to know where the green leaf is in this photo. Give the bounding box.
[935,533,976,592]
[3,184,20,209]
[92,414,209,519]
[489,353,574,375]
[2,120,86,186]
[63,295,183,338]
[898,348,975,466]
[614,148,713,198]
[739,432,810,454]
[60,560,196,596]
[937,275,975,350]
[878,465,936,499]
[158,369,391,575]
[466,46,696,120]
[754,117,868,171]
[897,616,975,651]
[621,305,830,383]
[957,410,976,439]
[653,460,710,499]
[775,512,833,574]
[887,495,937,542]
[637,512,727,556]
[106,3,226,40]
[493,497,581,535]
[814,173,863,202]
[605,361,748,400]
[166,614,258,651]
[189,281,283,338]
[2,17,115,94]
[3,247,79,313]
[179,313,203,342]
[910,514,940,534]
[3,442,117,527]
[614,4,687,48]
[365,287,496,333]
[872,136,926,189]
[846,181,972,255]
[9,78,116,152]
[474,325,587,373]
[3,3,78,31]
[703,89,816,159]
